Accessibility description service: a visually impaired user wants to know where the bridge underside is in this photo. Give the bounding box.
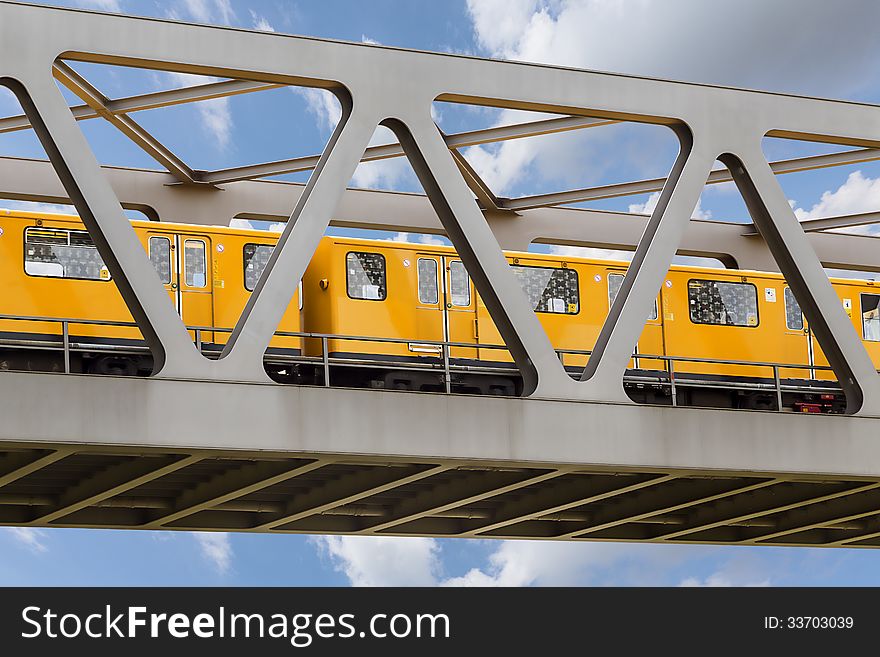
[2,371,880,547]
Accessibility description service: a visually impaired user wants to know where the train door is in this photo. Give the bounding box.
[147,231,213,343]
[857,288,880,374]
[411,254,445,356]
[779,286,813,380]
[411,254,479,359]
[607,268,664,371]
[809,283,859,383]
[443,257,478,359]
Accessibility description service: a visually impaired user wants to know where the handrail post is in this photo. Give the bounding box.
[322,336,330,387]
[194,328,202,353]
[668,358,677,407]
[61,320,70,374]
[443,342,451,394]
[773,365,783,412]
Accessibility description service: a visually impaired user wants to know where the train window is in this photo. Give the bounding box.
[511,265,579,314]
[688,279,759,327]
[184,240,207,288]
[449,260,470,307]
[24,226,110,281]
[243,243,274,291]
[149,236,172,284]
[784,287,804,331]
[346,252,386,301]
[863,293,880,342]
[417,258,439,305]
[608,273,658,320]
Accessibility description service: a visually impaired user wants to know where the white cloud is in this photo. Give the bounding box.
[0,201,76,215]
[315,536,442,586]
[164,72,233,150]
[72,0,123,11]
[627,190,712,220]
[461,0,880,206]
[315,535,776,588]
[351,126,414,190]
[250,10,275,32]
[361,35,381,46]
[178,0,236,25]
[193,532,233,574]
[465,0,880,97]
[791,171,880,235]
[383,232,449,246]
[295,88,342,134]
[5,527,49,553]
[680,572,770,587]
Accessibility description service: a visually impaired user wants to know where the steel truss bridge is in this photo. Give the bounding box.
[1,1,880,547]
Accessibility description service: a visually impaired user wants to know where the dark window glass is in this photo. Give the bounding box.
[784,287,804,331]
[346,252,387,300]
[688,279,759,327]
[511,265,579,314]
[449,260,470,307]
[417,258,439,304]
[24,227,110,281]
[184,240,207,288]
[863,293,880,342]
[149,236,172,284]
[243,243,274,291]
[608,272,658,321]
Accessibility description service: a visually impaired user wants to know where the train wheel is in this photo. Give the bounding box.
[88,356,139,377]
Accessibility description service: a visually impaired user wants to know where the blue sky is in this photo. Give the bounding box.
[2,0,880,586]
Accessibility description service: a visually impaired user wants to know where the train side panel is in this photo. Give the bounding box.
[661,269,812,380]
[0,213,142,343]
[210,231,301,353]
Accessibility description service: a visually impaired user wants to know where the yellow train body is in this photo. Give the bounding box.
[1,208,879,408]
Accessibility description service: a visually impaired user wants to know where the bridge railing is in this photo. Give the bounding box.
[0,311,861,412]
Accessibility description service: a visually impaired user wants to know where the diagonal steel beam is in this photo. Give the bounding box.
[465,474,675,537]
[653,481,876,542]
[562,478,780,540]
[733,483,880,543]
[255,463,450,531]
[31,454,201,524]
[449,147,503,212]
[0,448,73,489]
[52,61,199,184]
[0,78,282,134]
[141,458,329,528]
[826,515,880,547]
[360,468,571,535]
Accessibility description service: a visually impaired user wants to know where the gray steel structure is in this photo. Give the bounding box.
[1,2,880,546]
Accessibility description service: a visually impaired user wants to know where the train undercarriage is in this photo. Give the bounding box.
[0,333,848,414]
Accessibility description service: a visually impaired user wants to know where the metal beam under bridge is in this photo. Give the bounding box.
[1,2,880,548]
[1,371,880,548]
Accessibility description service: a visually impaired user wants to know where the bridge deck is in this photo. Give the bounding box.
[1,370,879,547]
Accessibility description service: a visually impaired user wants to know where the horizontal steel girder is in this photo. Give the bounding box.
[0,155,878,275]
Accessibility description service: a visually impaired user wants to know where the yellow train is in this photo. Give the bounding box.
[2,207,879,412]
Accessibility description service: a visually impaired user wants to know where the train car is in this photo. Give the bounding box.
[2,208,879,412]
[0,208,301,376]
[302,236,880,411]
